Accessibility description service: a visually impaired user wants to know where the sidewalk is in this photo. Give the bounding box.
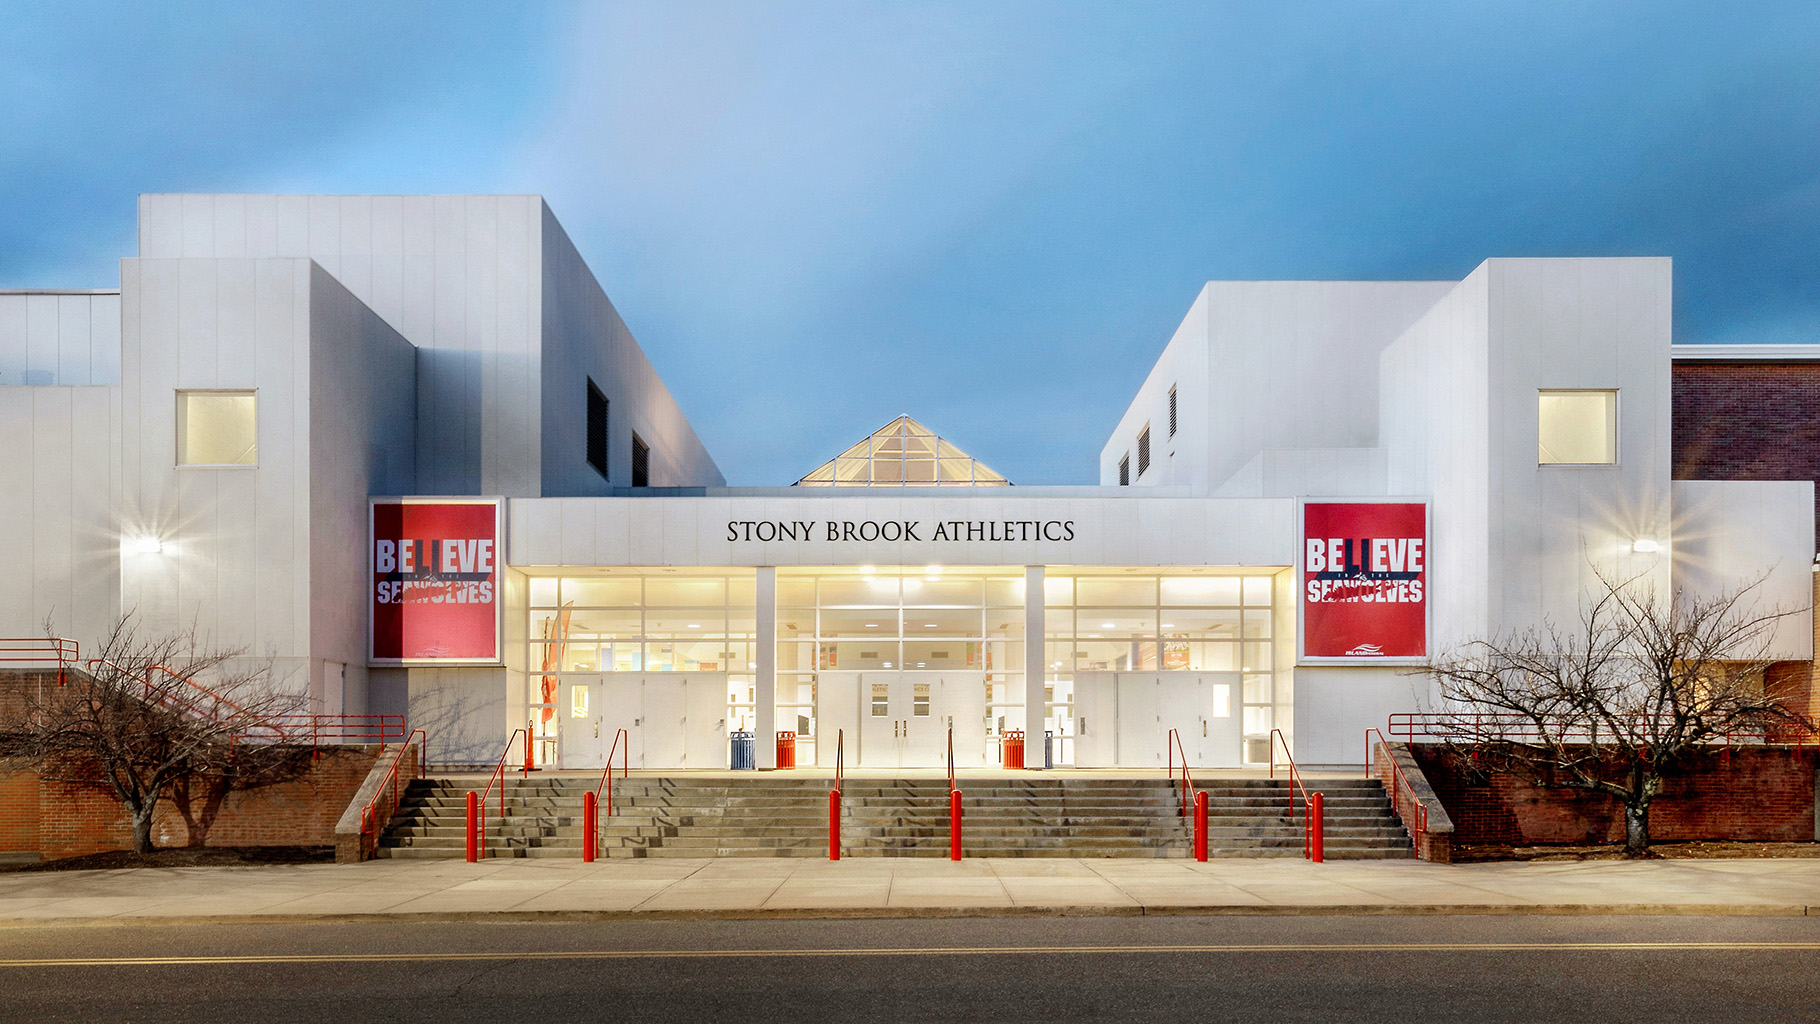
[3,856,1820,926]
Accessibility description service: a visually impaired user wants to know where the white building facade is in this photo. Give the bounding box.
[2,197,1811,769]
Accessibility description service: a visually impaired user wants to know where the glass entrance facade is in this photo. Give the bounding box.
[524,565,1289,767]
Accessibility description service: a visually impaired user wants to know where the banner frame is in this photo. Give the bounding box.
[1295,496,1432,667]
[368,496,507,668]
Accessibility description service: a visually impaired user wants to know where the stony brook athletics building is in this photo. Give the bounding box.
[4,195,1819,784]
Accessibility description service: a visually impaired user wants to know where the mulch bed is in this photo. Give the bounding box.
[1454,840,1820,862]
[2,846,334,872]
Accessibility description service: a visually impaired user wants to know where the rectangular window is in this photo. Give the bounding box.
[1137,425,1151,477]
[631,433,650,487]
[177,390,257,466]
[1538,390,1617,465]
[1118,454,1130,486]
[1168,386,1177,437]
[871,682,889,717]
[913,681,931,717]
[586,379,608,479]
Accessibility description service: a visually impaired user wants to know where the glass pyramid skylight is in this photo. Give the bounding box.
[795,415,1010,487]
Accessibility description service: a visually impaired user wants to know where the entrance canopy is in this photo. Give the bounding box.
[795,415,1010,487]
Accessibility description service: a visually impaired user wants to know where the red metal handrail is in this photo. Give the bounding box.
[474,727,529,859]
[948,725,961,861]
[595,728,629,812]
[583,728,629,861]
[359,729,428,843]
[1166,728,1208,861]
[1388,711,1817,746]
[1366,727,1427,860]
[829,729,844,861]
[86,656,270,732]
[0,637,79,683]
[1165,727,1197,817]
[1269,728,1323,862]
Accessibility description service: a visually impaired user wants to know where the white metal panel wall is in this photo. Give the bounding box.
[1672,479,1816,661]
[138,194,546,497]
[119,257,312,687]
[1101,281,1453,495]
[506,494,1299,568]
[1484,258,1675,644]
[539,206,724,493]
[1380,265,1493,654]
[0,386,120,649]
[307,263,418,714]
[0,292,121,386]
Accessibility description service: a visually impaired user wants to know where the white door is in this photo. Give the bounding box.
[558,677,605,768]
[640,676,687,768]
[680,672,729,768]
[1116,674,1164,767]
[858,673,903,767]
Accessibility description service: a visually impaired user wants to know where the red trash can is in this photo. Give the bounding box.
[776,730,797,769]
[1001,729,1024,769]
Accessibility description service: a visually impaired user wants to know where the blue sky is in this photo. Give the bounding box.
[4,2,1818,484]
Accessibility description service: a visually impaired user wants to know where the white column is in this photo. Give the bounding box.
[1022,565,1045,771]
[756,566,778,769]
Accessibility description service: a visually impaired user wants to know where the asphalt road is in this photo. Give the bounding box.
[3,915,1819,1023]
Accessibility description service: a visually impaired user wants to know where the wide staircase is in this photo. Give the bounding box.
[377,775,1411,860]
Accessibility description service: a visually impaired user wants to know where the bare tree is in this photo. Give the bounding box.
[1424,567,1809,855]
[0,616,313,853]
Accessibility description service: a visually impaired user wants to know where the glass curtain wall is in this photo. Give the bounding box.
[779,569,1025,763]
[1044,573,1280,764]
[527,573,758,763]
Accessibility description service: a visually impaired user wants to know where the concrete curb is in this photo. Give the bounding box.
[1,903,1812,928]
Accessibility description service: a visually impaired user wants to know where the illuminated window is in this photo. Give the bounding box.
[177,390,256,466]
[871,682,889,717]
[1538,390,1617,465]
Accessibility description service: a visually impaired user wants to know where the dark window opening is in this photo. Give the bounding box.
[586,379,609,479]
[1137,426,1151,477]
[1118,454,1130,486]
[632,433,650,487]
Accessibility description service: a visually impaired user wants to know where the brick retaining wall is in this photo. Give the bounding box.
[1411,744,1818,845]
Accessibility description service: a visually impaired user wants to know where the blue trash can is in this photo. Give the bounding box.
[730,730,755,770]
[1044,730,1054,769]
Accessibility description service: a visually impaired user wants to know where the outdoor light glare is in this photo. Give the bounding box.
[131,536,162,554]
[1632,538,1661,553]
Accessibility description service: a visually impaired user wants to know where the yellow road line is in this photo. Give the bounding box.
[5,942,1820,967]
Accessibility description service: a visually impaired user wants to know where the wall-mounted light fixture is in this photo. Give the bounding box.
[130,536,163,554]
[1631,538,1661,553]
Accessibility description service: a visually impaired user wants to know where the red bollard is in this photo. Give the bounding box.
[464,790,479,863]
[1309,791,1325,863]
[1194,790,1208,862]
[829,789,841,861]
[949,789,962,861]
[523,726,535,775]
[582,790,597,863]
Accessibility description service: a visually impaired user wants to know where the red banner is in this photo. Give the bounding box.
[1301,502,1427,659]
[371,500,501,663]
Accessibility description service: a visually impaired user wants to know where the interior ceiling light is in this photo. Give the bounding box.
[925,565,943,575]
[860,565,876,574]
[1101,622,1115,628]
